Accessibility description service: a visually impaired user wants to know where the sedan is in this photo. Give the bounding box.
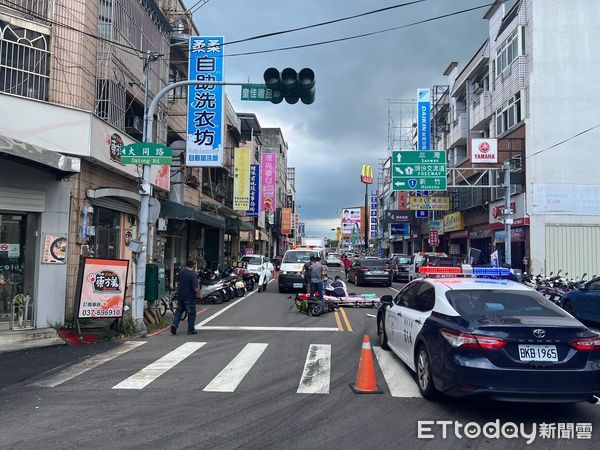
[560,277,600,323]
[377,275,600,403]
[326,255,341,266]
[347,258,392,287]
[389,254,411,282]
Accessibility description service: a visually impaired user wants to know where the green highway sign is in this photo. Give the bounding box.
[391,150,447,191]
[241,84,274,101]
[120,156,172,165]
[120,143,172,165]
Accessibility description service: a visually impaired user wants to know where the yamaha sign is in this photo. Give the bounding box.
[471,138,498,163]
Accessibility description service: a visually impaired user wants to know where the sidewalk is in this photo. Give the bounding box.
[0,327,65,354]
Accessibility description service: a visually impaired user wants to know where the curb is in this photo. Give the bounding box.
[146,308,208,337]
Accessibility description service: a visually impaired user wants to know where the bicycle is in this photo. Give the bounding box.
[159,292,187,321]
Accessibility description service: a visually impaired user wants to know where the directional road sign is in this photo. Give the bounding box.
[241,84,274,101]
[391,150,447,191]
[120,143,172,165]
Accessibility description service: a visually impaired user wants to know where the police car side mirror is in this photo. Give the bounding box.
[579,284,588,291]
[380,295,393,306]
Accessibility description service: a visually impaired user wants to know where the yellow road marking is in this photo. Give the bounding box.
[339,308,353,332]
[333,310,344,331]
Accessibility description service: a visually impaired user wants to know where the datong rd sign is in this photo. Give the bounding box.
[391,150,447,191]
[120,143,172,165]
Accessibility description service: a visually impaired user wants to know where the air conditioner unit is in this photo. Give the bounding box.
[125,115,143,134]
[473,82,484,94]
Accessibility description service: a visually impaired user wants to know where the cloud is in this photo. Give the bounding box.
[192,0,490,237]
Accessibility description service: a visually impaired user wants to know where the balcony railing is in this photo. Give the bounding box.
[470,91,492,130]
[0,0,52,19]
[448,113,468,148]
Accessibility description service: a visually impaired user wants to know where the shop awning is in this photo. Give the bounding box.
[0,134,80,178]
[226,218,254,233]
[160,200,225,229]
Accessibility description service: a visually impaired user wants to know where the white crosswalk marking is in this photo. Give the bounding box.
[373,346,422,398]
[297,344,331,394]
[30,341,147,388]
[112,342,206,390]
[203,343,268,392]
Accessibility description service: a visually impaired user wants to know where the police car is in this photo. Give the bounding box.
[377,265,600,403]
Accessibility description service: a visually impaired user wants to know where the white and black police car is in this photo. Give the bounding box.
[377,265,600,403]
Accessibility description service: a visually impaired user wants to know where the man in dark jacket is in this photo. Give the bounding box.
[171,260,201,335]
[301,255,315,294]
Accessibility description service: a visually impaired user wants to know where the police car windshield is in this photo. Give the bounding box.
[241,256,262,265]
[445,290,567,321]
[283,251,319,263]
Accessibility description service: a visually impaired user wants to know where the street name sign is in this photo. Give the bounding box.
[392,150,447,191]
[120,143,172,165]
[241,84,274,101]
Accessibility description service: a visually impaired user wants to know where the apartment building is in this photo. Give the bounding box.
[420,0,600,275]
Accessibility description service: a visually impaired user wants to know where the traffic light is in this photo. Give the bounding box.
[263,67,315,105]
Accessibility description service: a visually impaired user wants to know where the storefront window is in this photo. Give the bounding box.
[0,214,26,322]
[93,207,120,259]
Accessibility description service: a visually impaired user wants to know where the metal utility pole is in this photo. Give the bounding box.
[503,160,512,266]
[364,183,369,251]
[134,80,245,332]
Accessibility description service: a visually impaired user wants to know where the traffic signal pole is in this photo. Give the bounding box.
[134,80,245,332]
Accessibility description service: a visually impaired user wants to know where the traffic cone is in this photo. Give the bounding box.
[350,335,382,394]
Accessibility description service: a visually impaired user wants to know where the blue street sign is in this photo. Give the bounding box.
[187,36,224,167]
[416,210,429,219]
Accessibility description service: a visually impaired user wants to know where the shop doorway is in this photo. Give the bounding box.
[0,213,36,329]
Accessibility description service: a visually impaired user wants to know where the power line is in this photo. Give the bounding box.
[526,123,600,159]
[170,2,493,61]
[2,0,144,58]
[222,0,426,48]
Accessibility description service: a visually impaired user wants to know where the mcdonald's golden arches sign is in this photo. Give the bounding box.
[360,164,373,184]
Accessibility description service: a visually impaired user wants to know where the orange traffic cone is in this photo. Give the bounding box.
[350,335,382,394]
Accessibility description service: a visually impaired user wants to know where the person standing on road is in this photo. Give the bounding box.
[341,254,351,278]
[171,260,201,335]
[301,255,315,294]
[309,256,326,300]
[258,258,275,293]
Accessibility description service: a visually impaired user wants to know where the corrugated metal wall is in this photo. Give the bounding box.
[545,225,600,277]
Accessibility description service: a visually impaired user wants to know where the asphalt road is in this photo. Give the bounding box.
[1,267,599,449]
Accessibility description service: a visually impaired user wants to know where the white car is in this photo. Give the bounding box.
[240,255,268,280]
[376,265,600,402]
[326,255,341,266]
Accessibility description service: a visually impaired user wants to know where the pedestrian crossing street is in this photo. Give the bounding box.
[29,340,422,398]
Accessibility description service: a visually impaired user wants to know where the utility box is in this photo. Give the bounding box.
[145,263,166,301]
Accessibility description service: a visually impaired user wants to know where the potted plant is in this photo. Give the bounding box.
[13,294,26,327]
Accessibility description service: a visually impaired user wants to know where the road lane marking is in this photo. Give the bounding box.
[333,310,344,331]
[297,344,331,394]
[203,343,268,392]
[112,342,206,390]
[373,346,421,398]
[197,326,339,332]
[30,341,147,388]
[389,287,400,293]
[195,283,265,329]
[339,308,353,332]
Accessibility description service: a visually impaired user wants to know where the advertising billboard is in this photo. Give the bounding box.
[341,207,363,236]
[77,258,129,319]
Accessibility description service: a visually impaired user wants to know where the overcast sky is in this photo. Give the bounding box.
[188,0,490,237]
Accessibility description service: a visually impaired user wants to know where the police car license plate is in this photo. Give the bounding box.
[293,283,303,288]
[518,345,558,362]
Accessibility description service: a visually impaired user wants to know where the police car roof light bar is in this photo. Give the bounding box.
[418,265,511,277]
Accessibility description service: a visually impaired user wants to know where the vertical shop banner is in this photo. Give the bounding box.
[417,88,431,151]
[281,208,292,235]
[370,190,378,239]
[260,153,277,212]
[77,258,129,318]
[246,164,259,217]
[397,191,409,210]
[233,147,250,210]
[341,207,362,235]
[186,36,224,167]
[298,223,305,235]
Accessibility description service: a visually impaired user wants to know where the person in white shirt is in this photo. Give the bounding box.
[258,258,274,292]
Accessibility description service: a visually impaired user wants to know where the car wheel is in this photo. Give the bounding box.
[416,345,439,400]
[563,301,575,315]
[377,315,390,350]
